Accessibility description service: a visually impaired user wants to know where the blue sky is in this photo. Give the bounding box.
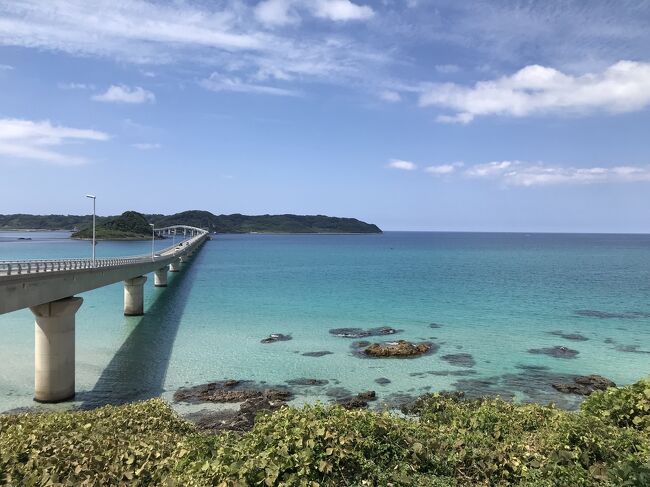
[1,0,650,232]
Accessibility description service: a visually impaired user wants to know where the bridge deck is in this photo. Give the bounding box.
[0,225,209,315]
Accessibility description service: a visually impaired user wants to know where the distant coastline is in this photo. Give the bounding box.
[1,210,382,239]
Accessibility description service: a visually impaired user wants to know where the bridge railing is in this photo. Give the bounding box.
[0,226,208,277]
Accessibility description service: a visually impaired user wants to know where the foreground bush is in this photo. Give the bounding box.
[1,377,649,486]
[0,399,194,485]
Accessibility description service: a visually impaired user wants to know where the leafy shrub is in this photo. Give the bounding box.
[581,377,650,430]
[0,399,194,485]
[2,377,650,486]
[171,404,452,486]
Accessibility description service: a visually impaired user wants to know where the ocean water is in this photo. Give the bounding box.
[1,231,649,413]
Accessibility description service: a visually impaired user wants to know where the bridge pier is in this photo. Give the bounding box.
[169,259,181,272]
[30,296,83,403]
[124,276,147,316]
[154,267,168,287]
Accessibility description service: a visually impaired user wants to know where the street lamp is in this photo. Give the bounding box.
[85,194,96,266]
[149,223,155,261]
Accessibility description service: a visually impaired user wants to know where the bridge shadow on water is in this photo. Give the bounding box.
[77,252,203,409]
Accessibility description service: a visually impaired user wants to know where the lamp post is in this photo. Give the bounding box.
[85,195,96,266]
[149,223,155,261]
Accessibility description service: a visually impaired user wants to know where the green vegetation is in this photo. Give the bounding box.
[71,211,154,240]
[0,214,99,231]
[1,377,649,486]
[0,210,381,235]
[151,211,382,234]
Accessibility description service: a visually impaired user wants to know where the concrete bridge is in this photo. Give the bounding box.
[0,225,209,403]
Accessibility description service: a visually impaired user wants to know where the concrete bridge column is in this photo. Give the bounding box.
[154,267,168,287]
[169,259,181,272]
[124,276,147,316]
[31,296,83,403]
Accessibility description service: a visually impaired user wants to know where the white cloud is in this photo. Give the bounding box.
[425,162,463,175]
[420,61,650,123]
[92,85,155,104]
[312,0,374,21]
[465,160,650,186]
[132,142,160,150]
[379,90,401,102]
[0,118,109,165]
[255,0,298,26]
[0,1,387,98]
[465,161,513,178]
[200,73,300,96]
[388,159,417,171]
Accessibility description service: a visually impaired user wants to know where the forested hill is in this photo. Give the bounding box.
[150,211,382,234]
[0,211,382,235]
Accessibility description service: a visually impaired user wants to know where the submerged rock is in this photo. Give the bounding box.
[575,309,650,319]
[429,323,444,329]
[174,380,293,404]
[286,378,329,386]
[185,395,286,433]
[362,340,435,358]
[329,326,401,338]
[301,351,333,357]
[528,345,579,359]
[375,377,391,385]
[261,333,292,344]
[336,390,377,409]
[552,375,616,396]
[441,353,476,368]
[548,330,589,341]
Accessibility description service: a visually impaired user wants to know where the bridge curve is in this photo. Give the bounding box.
[0,224,210,403]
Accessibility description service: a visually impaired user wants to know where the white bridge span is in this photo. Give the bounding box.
[0,225,209,403]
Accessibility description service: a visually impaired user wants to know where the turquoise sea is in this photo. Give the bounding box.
[1,231,649,413]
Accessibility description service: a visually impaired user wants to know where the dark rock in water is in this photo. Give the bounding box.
[441,353,476,368]
[351,340,371,349]
[174,380,293,404]
[552,375,616,396]
[375,377,391,385]
[426,369,477,377]
[575,309,650,319]
[361,340,435,358]
[286,378,329,386]
[261,333,292,344]
[357,390,377,401]
[548,330,589,341]
[604,338,616,344]
[615,344,650,354]
[185,394,286,433]
[301,351,333,357]
[515,364,550,371]
[329,327,370,338]
[429,323,444,329]
[336,391,377,409]
[329,326,401,338]
[528,346,579,359]
[326,386,354,400]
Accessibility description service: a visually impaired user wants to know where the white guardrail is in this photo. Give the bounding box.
[0,225,208,277]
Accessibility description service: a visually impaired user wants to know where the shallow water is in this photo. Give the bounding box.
[1,231,649,413]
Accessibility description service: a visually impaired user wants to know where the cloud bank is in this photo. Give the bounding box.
[420,61,650,123]
[0,118,109,165]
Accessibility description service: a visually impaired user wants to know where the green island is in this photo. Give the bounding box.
[1,377,648,486]
[0,211,382,238]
